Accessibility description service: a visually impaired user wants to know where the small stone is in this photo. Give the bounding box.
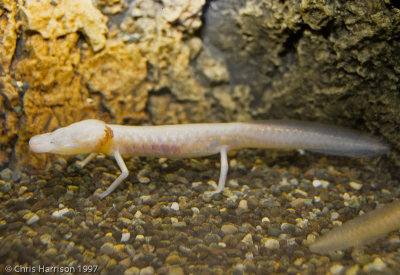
[173,221,187,229]
[363,257,387,272]
[356,254,373,265]
[0,220,6,230]
[52,208,71,218]
[227,179,240,189]
[124,266,140,275]
[232,264,245,274]
[134,211,142,219]
[281,223,296,234]
[238,200,248,211]
[40,234,52,247]
[330,212,340,220]
[43,247,58,258]
[0,180,11,193]
[140,195,152,203]
[24,213,40,225]
[138,176,150,184]
[121,231,130,243]
[247,196,259,210]
[166,267,185,275]
[106,258,117,270]
[349,181,363,190]
[346,264,360,275]
[330,263,345,275]
[119,217,132,225]
[241,233,253,246]
[140,266,155,275]
[204,233,221,245]
[67,185,79,193]
[166,253,181,265]
[136,234,145,241]
[170,202,179,211]
[221,224,238,235]
[150,205,161,217]
[267,227,281,237]
[191,207,200,214]
[261,217,270,226]
[100,242,116,256]
[97,254,111,269]
[312,179,329,188]
[261,238,280,250]
[295,218,309,229]
[293,188,308,197]
[18,186,28,196]
[11,170,22,182]
[117,257,130,269]
[0,168,13,181]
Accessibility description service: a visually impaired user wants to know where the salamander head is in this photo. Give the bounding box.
[29,119,113,155]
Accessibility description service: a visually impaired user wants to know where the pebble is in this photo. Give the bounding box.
[363,257,387,272]
[134,211,142,219]
[43,247,58,258]
[24,212,40,225]
[330,212,340,220]
[261,217,270,226]
[165,267,185,275]
[138,176,150,184]
[267,227,281,237]
[121,231,130,243]
[0,168,13,181]
[139,266,155,275]
[18,186,28,196]
[136,234,145,241]
[228,179,240,189]
[312,179,330,188]
[52,208,71,218]
[191,207,200,214]
[241,233,253,246]
[295,218,309,229]
[221,224,239,235]
[100,242,116,256]
[281,223,296,234]
[204,233,221,245]
[349,181,363,190]
[261,238,280,249]
[330,263,345,275]
[238,200,248,211]
[166,253,181,265]
[124,266,140,275]
[40,234,52,247]
[346,265,360,275]
[140,195,152,204]
[247,196,259,210]
[150,205,161,217]
[170,202,179,211]
[293,188,308,197]
[11,170,22,182]
[0,180,11,193]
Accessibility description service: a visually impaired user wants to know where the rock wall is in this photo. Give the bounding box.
[0,0,399,171]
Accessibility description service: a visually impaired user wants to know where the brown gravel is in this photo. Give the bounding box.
[0,150,398,274]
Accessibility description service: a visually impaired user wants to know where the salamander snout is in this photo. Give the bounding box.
[29,133,54,153]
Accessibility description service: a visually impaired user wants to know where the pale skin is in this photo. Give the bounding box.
[29,119,389,199]
[310,200,400,254]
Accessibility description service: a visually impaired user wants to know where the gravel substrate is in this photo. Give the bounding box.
[0,150,398,274]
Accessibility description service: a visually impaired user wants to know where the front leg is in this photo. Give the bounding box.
[76,153,97,168]
[97,150,129,199]
[213,145,229,194]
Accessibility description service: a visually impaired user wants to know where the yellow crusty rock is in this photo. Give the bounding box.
[21,0,108,52]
